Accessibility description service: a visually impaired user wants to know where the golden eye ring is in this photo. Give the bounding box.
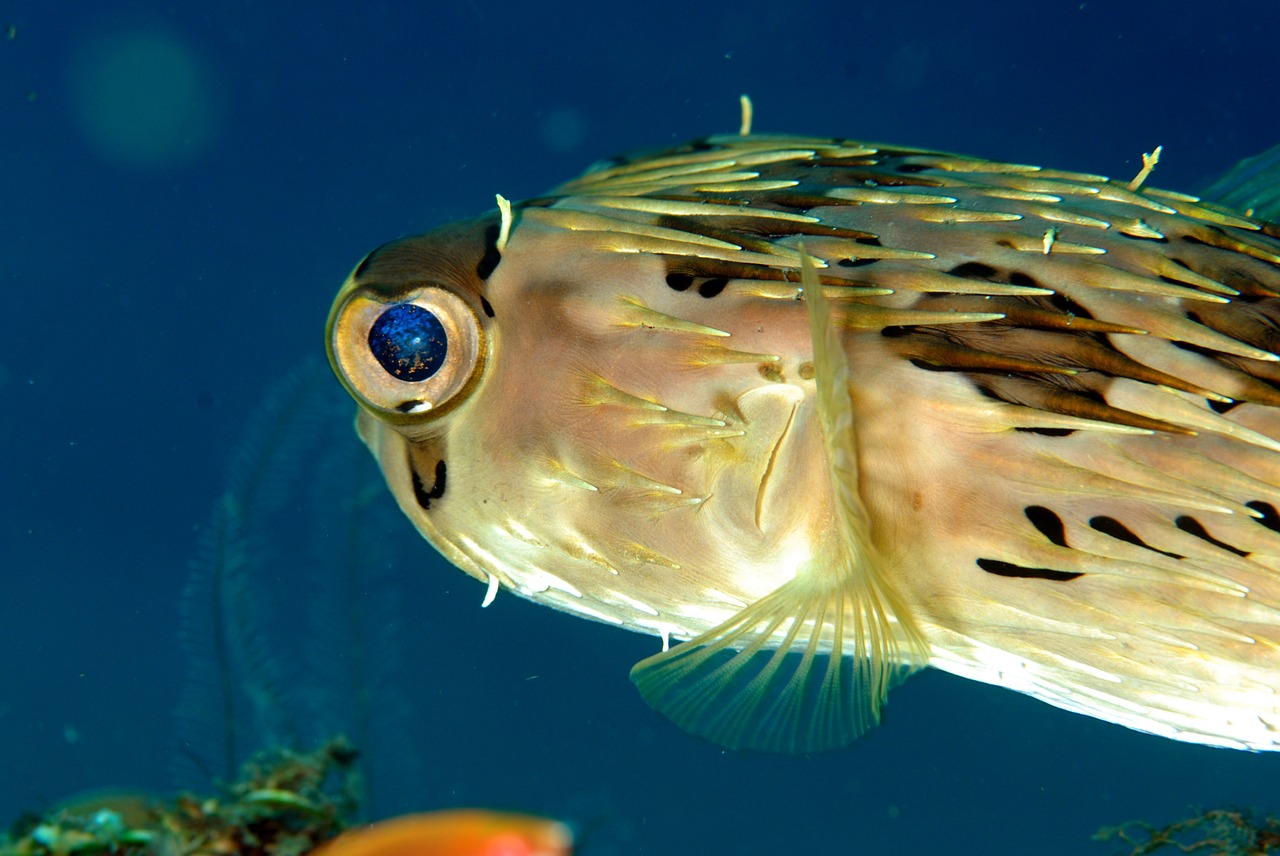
[327,282,484,424]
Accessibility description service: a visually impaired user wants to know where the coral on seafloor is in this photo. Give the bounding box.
[0,739,573,856]
[1,738,359,856]
[1096,807,1280,855]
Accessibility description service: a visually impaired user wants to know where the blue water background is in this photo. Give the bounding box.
[3,2,1279,853]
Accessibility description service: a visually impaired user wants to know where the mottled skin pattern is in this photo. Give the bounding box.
[329,134,1280,752]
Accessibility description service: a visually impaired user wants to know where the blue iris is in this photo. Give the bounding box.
[368,303,448,381]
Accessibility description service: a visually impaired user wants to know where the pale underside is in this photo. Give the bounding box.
[359,134,1280,752]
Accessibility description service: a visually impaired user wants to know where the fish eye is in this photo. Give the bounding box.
[368,303,448,382]
[327,282,484,422]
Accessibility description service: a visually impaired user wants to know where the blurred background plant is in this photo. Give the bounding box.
[169,359,424,820]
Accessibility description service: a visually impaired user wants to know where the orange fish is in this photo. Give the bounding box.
[311,810,573,856]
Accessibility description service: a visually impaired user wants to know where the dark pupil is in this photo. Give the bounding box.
[368,303,448,382]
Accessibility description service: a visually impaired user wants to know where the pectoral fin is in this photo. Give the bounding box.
[630,249,929,752]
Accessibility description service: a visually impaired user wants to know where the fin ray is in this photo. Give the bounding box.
[630,247,928,752]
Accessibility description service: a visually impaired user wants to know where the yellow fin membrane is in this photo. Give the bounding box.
[630,251,929,752]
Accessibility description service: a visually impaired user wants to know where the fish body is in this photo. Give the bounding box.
[328,133,1280,752]
[311,810,572,856]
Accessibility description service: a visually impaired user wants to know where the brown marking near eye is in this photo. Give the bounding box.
[411,457,448,510]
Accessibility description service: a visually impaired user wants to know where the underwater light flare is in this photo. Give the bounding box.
[65,27,224,169]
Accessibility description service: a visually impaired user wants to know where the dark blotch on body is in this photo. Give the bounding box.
[479,295,495,318]
[1208,398,1242,414]
[1170,338,1221,360]
[977,558,1082,582]
[666,273,694,292]
[698,277,729,298]
[1048,292,1095,320]
[948,261,999,280]
[908,358,952,372]
[1175,515,1249,557]
[1089,516,1184,559]
[1247,501,1280,533]
[476,224,502,280]
[1015,427,1075,437]
[411,458,448,510]
[1025,505,1068,547]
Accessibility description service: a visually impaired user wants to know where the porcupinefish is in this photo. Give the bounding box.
[326,127,1280,753]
